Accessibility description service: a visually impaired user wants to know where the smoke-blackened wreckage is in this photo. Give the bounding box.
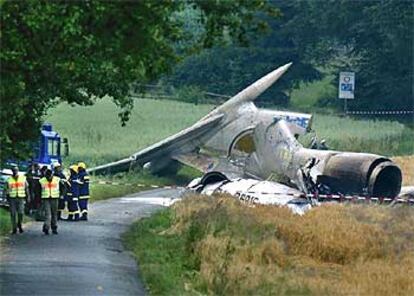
[89,63,413,214]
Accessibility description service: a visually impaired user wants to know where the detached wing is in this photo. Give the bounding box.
[88,114,224,175]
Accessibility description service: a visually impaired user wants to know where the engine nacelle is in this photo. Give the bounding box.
[321,154,402,197]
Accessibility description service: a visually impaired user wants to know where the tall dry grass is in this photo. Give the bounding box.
[393,155,414,185]
[170,194,414,295]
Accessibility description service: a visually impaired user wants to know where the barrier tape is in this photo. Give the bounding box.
[94,181,413,205]
[95,181,155,188]
[245,191,414,205]
[94,180,177,189]
[346,110,414,115]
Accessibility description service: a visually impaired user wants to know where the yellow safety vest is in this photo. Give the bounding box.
[7,175,26,198]
[40,177,60,199]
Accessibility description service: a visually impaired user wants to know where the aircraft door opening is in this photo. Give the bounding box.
[228,128,256,167]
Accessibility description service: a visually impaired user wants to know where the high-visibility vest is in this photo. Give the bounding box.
[7,175,26,198]
[40,177,60,199]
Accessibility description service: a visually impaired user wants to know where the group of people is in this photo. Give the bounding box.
[5,161,90,235]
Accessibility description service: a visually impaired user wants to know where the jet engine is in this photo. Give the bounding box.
[320,154,402,197]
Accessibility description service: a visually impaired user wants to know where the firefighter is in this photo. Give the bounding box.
[39,169,60,235]
[67,165,80,221]
[319,139,329,150]
[6,166,28,234]
[53,162,68,220]
[77,162,90,221]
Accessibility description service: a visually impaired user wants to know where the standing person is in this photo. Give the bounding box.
[6,166,28,234]
[25,162,41,214]
[53,162,68,220]
[39,169,60,235]
[35,165,49,221]
[67,165,80,221]
[40,165,48,177]
[319,139,329,150]
[77,162,90,221]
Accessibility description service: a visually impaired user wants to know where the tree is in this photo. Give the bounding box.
[0,0,275,163]
[167,0,321,106]
[169,0,413,112]
[287,0,414,111]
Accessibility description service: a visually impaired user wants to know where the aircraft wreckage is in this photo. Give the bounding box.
[89,63,412,214]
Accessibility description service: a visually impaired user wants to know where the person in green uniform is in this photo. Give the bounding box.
[39,169,61,235]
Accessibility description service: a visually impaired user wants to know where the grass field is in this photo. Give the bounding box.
[302,114,412,156]
[47,98,213,167]
[47,98,413,169]
[124,194,414,296]
[290,74,336,110]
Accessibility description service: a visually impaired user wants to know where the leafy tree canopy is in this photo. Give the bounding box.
[0,0,276,162]
[287,0,414,111]
[167,0,322,106]
[168,0,413,111]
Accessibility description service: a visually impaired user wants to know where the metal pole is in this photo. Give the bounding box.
[344,98,348,115]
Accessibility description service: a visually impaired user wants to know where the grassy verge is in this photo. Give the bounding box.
[0,208,11,236]
[123,209,197,295]
[0,207,33,238]
[124,194,414,296]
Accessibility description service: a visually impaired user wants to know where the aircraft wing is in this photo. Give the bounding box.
[172,152,218,173]
[172,151,245,179]
[88,114,224,175]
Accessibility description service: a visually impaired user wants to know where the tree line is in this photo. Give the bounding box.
[167,0,413,111]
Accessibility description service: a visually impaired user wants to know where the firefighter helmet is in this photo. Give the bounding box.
[78,162,86,169]
[69,165,78,173]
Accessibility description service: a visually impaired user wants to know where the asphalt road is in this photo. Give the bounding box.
[0,188,183,296]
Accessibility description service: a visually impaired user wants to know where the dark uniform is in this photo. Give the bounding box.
[67,166,80,221]
[26,163,42,212]
[53,164,68,220]
[77,163,90,221]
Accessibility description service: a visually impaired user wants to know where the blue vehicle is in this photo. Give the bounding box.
[0,123,69,205]
[33,123,68,166]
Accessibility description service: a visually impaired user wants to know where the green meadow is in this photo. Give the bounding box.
[47,98,213,167]
[301,114,412,156]
[47,98,413,169]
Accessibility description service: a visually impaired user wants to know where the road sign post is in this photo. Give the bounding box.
[338,72,355,114]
